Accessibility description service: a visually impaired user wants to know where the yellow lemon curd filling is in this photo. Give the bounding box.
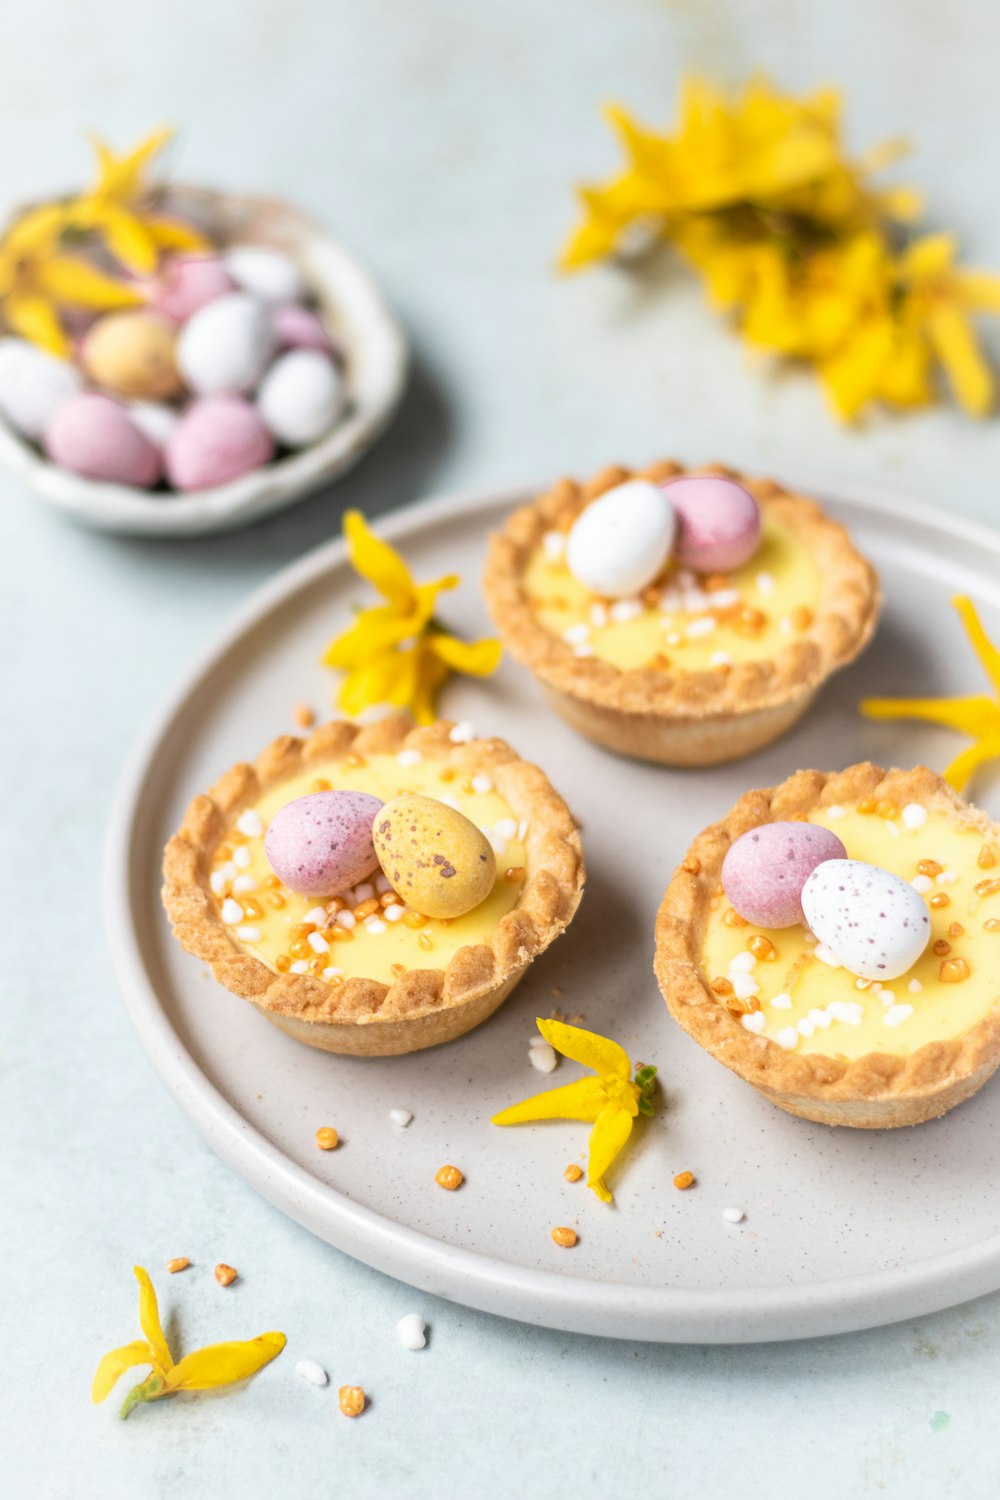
[209,752,527,986]
[702,805,1000,1059]
[522,516,820,672]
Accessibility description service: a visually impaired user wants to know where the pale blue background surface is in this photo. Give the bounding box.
[3,2,1000,1495]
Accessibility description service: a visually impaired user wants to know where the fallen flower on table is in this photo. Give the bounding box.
[861,595,1000,791]
[91,1266,285,1419]
[492,1019,657,1204]
[322,510,502,725]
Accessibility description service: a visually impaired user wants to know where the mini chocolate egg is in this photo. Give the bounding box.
[151,255,234,322]
[373,793,497,918]
[128,401,180,452]
[272,302,336,356]
[722,822,847,929]
[258,350,345,448]
[0,337,81,440]
[265,790,384,897]
[800,859,931,980]
[165,395,274,491]
[565,480,676,598]
[661,475,762,574]
[225,245,305,305]
[176,292,276,396]
[45,393,161,487]
[82,311,184,401]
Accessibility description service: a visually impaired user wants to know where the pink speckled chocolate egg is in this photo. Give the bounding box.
[165,395,274,490]
[661,475,762,574]
[272,302,336,356]
[45,393,161,487]
[265,790,384,896]
[722,821,847,929]
[151,255,234,322]
[801,859,931,980]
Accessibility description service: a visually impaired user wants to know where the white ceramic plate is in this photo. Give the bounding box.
[105,478,1000,1342]
[0,188,407,536]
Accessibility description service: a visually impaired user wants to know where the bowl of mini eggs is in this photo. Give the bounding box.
[0,187,407,535]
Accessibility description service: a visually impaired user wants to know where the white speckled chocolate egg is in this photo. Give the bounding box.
[176,292,276,395]
[565,480,676,598]
[265,790,384,897]
[373,793,496,918]
[0,337,81,439]
[258,350,345,447]
[225,245,305,305]
[722,821,847,928]
[800,859,931,980]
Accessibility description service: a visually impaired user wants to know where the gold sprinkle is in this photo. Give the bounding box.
[338,1386,366,1418]
[315,1126,340,1150]
[504,866,526,883]
[550,1226,578,1248]
[978,843,998,869]
[294,703,315,729]
[933,939,951,957]
[242,897,263,920]
[940,957,971,983]
[710,977,734,996]
[857,799,878,815]
[418,932,433,951]
[929,892,951,909]
[792,605,814,630]
[266,892,286,909]
[352,897,380,920]
[736,605,767,636]
[214,1263,238,1287]
[564,1163,583,1183]
[390,963,407,978]
[344,753,367,769]
[975,878,1000,898]
[854,976,873,990]
[311,778,332,792]
[309,954,329,975]
[435,1164,464,1191]
[876,800,898,820]
[166,1257,190,1274]
[263,873,281,889]
[438,767,456,783]
[723,908,749,927]
[984,918,1000,933]
[275,954,291,973]
[748,933,778,961]
[673,1171,695,1190]
[948,922,965,938]
[917,859,943,878]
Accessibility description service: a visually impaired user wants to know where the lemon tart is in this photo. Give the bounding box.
[162,715,584,1056]
[483,461,879,765]
[655,764,1000,1127]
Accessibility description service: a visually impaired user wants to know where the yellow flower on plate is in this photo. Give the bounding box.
[0,202,144,357]
[492,1019,657,1204]
[322,510,502,725]
[92,1266,286,1419]
[861,595,1000,791]
[71,127,210,275]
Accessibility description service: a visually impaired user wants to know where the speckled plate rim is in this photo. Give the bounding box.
[105,475,1000,1343]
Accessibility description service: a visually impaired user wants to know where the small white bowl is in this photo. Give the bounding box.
[0,186,407,536]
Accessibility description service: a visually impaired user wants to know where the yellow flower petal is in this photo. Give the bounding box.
[943,734,1000,792]
[953,595,1000,696]
[91,1340,154,1404]
[39,255,145,311]
[322,604,423,669]
[2,292,70,357]
[536,1018,631,1078]
[85,204,159,274]
[89,127,174,203]
[957,270,1000,314]
[336,649,414,718]
[409,642,451,725]
[343,510,418,609]
[585,1104,635,1202]
[426,632,502,675]
[861,693,1000,737]
[925,303,994,416]
[164,1332,286,1392]
[492,1075,608,1126]
[134,1266,173,1374]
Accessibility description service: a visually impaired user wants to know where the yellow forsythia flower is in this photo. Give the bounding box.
[322,510,501,725]
[861,596,1000,791]
[92,1266,286,1419]
[492,1020,657,1204]
[71,127,209,274]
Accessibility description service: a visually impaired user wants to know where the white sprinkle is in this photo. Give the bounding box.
[365,918,387,935]
[563,622,591,646]
[389,1108,413,1127]
[710,652,733,668]
[813,943,842,968]
[610,597,643,623]
[709,589,741,608]
[487,831,508,858]
[589,602,609,628]
[723,1207,745,1224]
[681,588,709,613]
[375,872,392,894]
[237,809,264,838]
[296,1359,328,1386]
[472,773,494,795]
[495,817,518,841]
[517,820,528,842]
[878,989,896,1008]
[779,616,793,634]
[542,530,565,560]
[384,904,406,922]
[221,898,244,925]
[529,1042,558,1072]
[235,925,261,942]
[741,1011,766,1034]
[449,721,475,744]
[797,1017,816,1038]
[884,1003,915,1028]
[756,572,775,595]
[731,972,760,1001]
[664,631,683,647]
[908,978,923,994]
[397,1314,427,1350]
[336,910,356,930]
[937,870,959,886]
[210,869,228,894]
[826,805,847,820]
[827,1001,864,1026]
[902,803,928,830]
[729,951,757,973]
[685,615,717,639]
[305,906,329,927]
[326,967,344,980]
[233,846,252,869]
[397,748,422,768]
[770,992,793,1009]
[573,643,594,658]
[352,882,375,904]
[775,1026,799,1050]
[886,821,900,838]
[808,1008,832,1029]
[911,874,934,894]
[290,960,309,974]
[308,931,330,954]
[233,873,258,894]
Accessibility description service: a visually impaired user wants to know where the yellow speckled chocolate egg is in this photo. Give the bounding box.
[373,793,497,918]
[82,311,183,400]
